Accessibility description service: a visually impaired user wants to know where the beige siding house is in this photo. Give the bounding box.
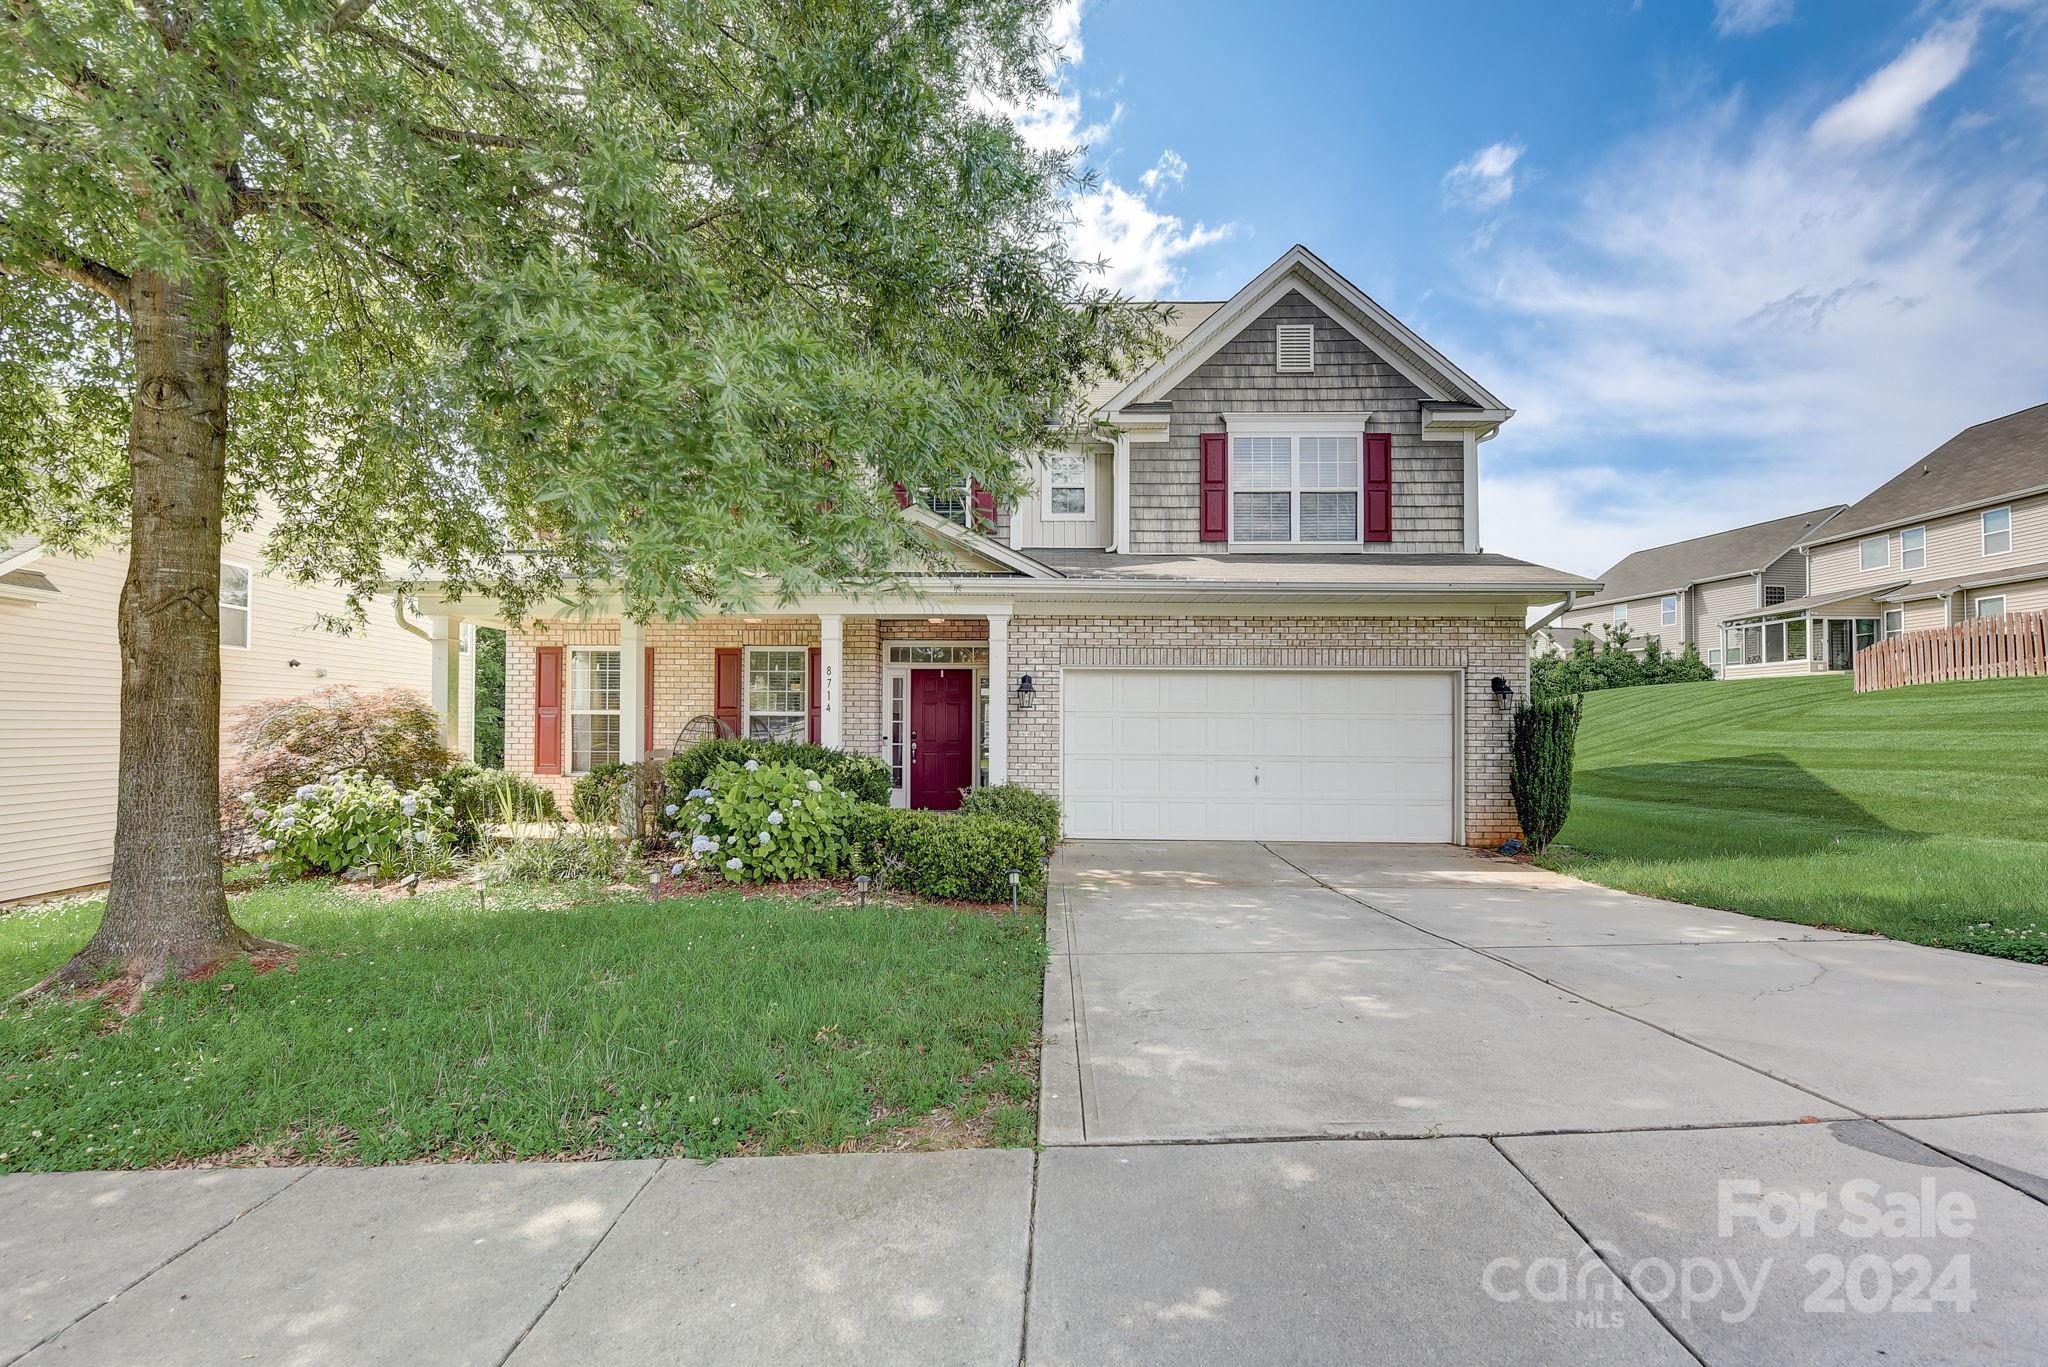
[0,522,437,905]
[1552,507,1845,675]
[421,247,1595,848]
[1723,403,2048,676]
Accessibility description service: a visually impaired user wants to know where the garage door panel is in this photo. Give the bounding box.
[1063,669,1457,843]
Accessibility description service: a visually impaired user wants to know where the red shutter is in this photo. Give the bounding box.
[892,482,910,509]
[714,647,742,738]
[807,646,821,743]
[533,646,563,775]
[643,646,655,754]
[970,481,997,533]
[1364,432,1393,543]
[1199,433,1228,542]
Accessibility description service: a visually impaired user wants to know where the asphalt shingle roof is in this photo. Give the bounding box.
[1807,402,2048,545]
[1573,506,1846,610]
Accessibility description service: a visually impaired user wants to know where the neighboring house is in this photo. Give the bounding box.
[1551,507,1845,676]
[420,246,1596,847]
[0,523,440,905]
[1723,403,2048,677]
[1528,623,1594,659]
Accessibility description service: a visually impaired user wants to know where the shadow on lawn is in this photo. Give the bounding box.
[1577,751,1924,855]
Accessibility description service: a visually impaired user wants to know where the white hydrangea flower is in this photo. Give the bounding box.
[744,759,760,771]
[399,796,418,817]
[250,807,267,821]
[262,838,277,852]
[725,857,743,871]
[792,799,802,809]
[757,831,771,845]
[695,811,710,824]
[767,810,784,825]
[239,790,256,805]
[806,779,822,793]
[692,834,718,855]
[670,862,685,876]
[665,803,679,817]
[294,783,319,800]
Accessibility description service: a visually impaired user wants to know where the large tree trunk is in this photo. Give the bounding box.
[33,263,283,994]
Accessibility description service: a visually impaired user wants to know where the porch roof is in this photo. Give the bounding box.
[1723,583,1908,623]
[1875,559,2048,602]
[1022,549,1594,594]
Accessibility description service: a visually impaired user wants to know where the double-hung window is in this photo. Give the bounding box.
[1612,603,1627,627]
[568,648,621,773]
[918,479,974,528]
[219,561,252,650]
[1660,594,1677,626]
[1983,507,2012,556]
[1041,453,1091,519]
[744,647,808,742]
[1883,609,1904,640]
[1901,528,1926,571]
[1976,595,2007,619]
[1229,432,1361,544]
[1859,536,1889,571]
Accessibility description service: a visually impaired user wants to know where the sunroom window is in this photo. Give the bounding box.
[1229,433,1360,543]
[745,647,807,741]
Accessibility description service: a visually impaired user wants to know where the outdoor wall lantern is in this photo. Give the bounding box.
[1016,674,1036,710]
[1490,675,1516,711]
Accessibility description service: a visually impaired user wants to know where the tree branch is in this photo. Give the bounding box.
[323,0,376,33]
[0,249,131,310]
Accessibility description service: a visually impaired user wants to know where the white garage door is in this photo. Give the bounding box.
[1062,670,1457,842]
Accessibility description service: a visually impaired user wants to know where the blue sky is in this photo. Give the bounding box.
[1024,0,2048,576]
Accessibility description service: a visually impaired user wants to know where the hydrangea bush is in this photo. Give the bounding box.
[247,770,453,878]
[677,760,856,882]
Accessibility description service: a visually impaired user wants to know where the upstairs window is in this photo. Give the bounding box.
[1612,603,1627,626]
[1041,453,1091,520]
[919,481,973,528]
[1275,323,1315,373]
[1859,535,1889,571]
[1983,507,2012,556]
[1901,527,1926,571]
[1660,594,1677,626]
[1229,433,1360,543]
[219,561,252,650]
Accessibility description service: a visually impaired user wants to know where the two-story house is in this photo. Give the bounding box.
[1550,507,1845,675]
[1722,403,2048,677]
[415,247,1596,846]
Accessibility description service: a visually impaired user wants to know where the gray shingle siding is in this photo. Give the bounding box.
[1131,291,1465,554]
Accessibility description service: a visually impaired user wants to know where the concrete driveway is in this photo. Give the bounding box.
[1033,840,2048,1364]
[8,843,2048,1366]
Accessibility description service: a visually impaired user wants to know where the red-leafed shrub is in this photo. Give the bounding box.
[222,687,453,843]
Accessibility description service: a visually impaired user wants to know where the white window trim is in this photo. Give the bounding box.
[1975,595,2007,619]
[1040,452,1093,522]
[1224,428,1363,547]
[1660,594,1677,627]
[1859,535,1890,571]
[880,640,986,809]
[1900,527,1927,571]
[741,644,809,743]
[1613,603,1627,626]
[566,645,622,775]
[1883,609,1905,640]
[917,478,976,529]
[1982,506,2013,557]
[219,559,253,652]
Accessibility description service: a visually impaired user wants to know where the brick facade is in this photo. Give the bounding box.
[507,609,1525,846]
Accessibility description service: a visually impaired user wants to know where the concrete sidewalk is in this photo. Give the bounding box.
[6,841,2048,1365]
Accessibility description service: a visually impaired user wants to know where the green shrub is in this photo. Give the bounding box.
[430,762,560,849]
[1509,694,1584,853]
[483,825,632,884]
[247,770,453,878]
[571,762,635,823]
[665,739,891,807]
[957,784,1061,854]
[679,760,859,882]
[221,686,453,841]
[845,805,1042,903]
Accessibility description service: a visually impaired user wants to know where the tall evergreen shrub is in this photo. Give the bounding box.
[1509,694,1585,852]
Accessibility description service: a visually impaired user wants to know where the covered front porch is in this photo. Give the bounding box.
[414,596,1024,813]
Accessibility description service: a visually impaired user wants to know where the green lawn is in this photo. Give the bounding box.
[0,880,1043,1172]
[1539,674,2048,962]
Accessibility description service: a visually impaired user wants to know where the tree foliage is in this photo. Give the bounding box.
[473,627,505,768]
[0,0,1160,617]
[1532,626,1716,699]
[1509,693,1584,853]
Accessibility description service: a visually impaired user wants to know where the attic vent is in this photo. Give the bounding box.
[1275,323,1315,373]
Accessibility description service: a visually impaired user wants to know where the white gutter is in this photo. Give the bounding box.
[393,596,433,642]
[1526,591,1579,639]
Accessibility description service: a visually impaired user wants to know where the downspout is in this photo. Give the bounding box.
[1527,591,1578,644]
[394,595,433,642]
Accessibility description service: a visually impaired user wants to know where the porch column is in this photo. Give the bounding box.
[619,617,646,764]
[818,613,844,748]
[428,615,463,751]
[1112,433,1132,552]
[986,611,1010,786]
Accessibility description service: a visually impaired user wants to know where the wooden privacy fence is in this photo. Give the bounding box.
[1854,609,2048,692]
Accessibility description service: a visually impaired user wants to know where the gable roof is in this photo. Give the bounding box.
[1081,301,1223,413]
[1807,402,2048,546]
[1572,506,1847,611]
[1097,245,1508,419]
[899,505,1061,579]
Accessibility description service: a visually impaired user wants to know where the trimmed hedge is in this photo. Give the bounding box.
[1509,694,1584,853]
[430,762,561,850]
[957,783,1061,854]
[665,738,890,806]
[844,806,1043,903]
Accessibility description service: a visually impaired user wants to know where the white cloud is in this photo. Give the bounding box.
[1713,0,1795,38]
[1442,142,1525,211]
[977,0,1234,296]
[1450,85,2048,579]
[1810,19,1978,148]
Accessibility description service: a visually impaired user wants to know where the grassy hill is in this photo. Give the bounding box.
[1539,674,2048,961]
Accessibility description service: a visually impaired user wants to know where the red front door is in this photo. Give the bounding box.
[910,668,975,810]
